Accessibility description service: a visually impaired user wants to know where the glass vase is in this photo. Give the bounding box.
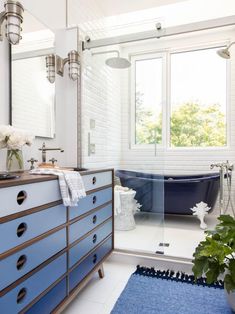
[6,149,24,172]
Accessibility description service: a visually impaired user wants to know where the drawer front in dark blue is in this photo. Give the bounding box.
[69,203,112,244]
[0,253,67,313]
[0,205,66,255]
[69,219,112,268]
[25,278,67,314]
[69,187,112,220]
[69,237,112,292]
[0,228,66,291]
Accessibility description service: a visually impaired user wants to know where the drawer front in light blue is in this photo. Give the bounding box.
[69,219,112,268]
[69,203,112,244]
[69,237,112,292]
[0,180,61,218]
[69,187,112,220]
[0,228,66,290]
[82,171,112,192]
[25,278,67,314]
[0,204,66,255]
[0,253,67,313]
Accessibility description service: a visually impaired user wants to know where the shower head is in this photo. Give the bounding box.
[91,50,131,69]
[217,48,230,59]
[105,56,131,69]
[217,42,235,59]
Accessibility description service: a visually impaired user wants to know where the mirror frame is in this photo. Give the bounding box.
[9,44,12,125]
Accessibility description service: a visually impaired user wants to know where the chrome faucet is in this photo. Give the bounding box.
[210,160,233,172]
[210,160,233,215]
[39,142,64,163]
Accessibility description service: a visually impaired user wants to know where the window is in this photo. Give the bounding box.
[132,54,164,145]
[131,45,228,148]
[170,48,227,147]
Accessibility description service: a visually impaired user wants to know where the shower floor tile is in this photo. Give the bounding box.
[114,212,218,259]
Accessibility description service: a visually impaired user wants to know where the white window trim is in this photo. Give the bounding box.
[129,41,231,151]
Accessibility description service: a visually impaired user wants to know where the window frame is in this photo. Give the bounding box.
[129,41,231,151]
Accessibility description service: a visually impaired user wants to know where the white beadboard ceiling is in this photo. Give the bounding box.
[93,0,187,17]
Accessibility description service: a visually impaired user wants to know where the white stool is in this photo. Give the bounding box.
[115,190,137,231]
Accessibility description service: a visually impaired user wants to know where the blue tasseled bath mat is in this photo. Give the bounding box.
[111,266,232,314]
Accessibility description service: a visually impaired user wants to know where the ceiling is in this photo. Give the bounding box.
[95,0,188,17]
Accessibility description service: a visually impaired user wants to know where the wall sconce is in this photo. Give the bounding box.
[0,0,24,45]
[45,54,55,83]
[46,50,80,83]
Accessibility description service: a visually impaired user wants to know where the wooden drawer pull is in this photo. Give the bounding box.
[92,234,97,244]
[16,255,27,270]
[92,215,97,224]
[92,177,96,185]
[17,287,27,304]
[92,196,97,204]
[17,222,27,237]
[17,191,27,205]
[93,254,97,264]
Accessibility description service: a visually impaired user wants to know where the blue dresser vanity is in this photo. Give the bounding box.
[0,169,114,313]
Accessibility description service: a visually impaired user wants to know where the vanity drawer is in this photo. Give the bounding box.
[69,219,112,268]
[0,253,67,313]
[82,171,112,192]
[69,203,112,244]
[25,277,67,314]
[69,237,112,292]
[0,228,66,291]
[69,187,112,220]
[0,204,66,255]
[0,180,61,218]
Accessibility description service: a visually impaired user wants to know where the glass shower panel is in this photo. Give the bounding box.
[80,42,165,255]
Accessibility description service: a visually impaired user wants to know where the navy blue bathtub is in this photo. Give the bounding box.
[115,170,220,215]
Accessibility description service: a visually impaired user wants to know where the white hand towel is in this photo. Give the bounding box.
[30,168,86,206]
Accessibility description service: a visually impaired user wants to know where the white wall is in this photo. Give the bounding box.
[21,0,66,31]
[81,51,122,169]
[73,0,122,170]
[0,1,10,169]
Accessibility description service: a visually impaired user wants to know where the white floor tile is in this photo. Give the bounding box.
[64,299,104,314]
[115,212,218,259]
[64,260,135,314]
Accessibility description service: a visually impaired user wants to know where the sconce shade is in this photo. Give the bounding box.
[46,54,55,83]
[4,1,24,45]
[68,50,80,81]
[69,61,79,81]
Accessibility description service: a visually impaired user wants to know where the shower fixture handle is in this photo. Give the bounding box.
[210,160,234,215]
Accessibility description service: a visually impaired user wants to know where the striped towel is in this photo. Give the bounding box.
[30,168,86,206]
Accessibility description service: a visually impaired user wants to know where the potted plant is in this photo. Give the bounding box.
[192,215,235,311]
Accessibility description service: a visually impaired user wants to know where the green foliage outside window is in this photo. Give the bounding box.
[136,100,226,147]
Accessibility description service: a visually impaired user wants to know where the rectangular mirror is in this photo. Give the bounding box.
[10,11,55,138]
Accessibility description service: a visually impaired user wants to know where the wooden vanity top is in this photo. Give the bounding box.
[0,172,57,188]
[0,168,114,188]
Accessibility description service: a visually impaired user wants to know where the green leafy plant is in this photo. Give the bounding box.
[192,215,235,293]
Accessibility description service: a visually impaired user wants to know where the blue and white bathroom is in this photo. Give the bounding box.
[0,0,235,313]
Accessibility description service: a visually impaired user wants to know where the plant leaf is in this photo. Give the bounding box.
[224,273,235,293]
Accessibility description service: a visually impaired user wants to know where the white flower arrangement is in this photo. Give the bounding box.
[0,125,34,150]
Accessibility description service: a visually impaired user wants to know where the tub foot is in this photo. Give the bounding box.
[190,202,210,230]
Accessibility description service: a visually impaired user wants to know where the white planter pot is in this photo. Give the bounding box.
[225,289,235,312]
